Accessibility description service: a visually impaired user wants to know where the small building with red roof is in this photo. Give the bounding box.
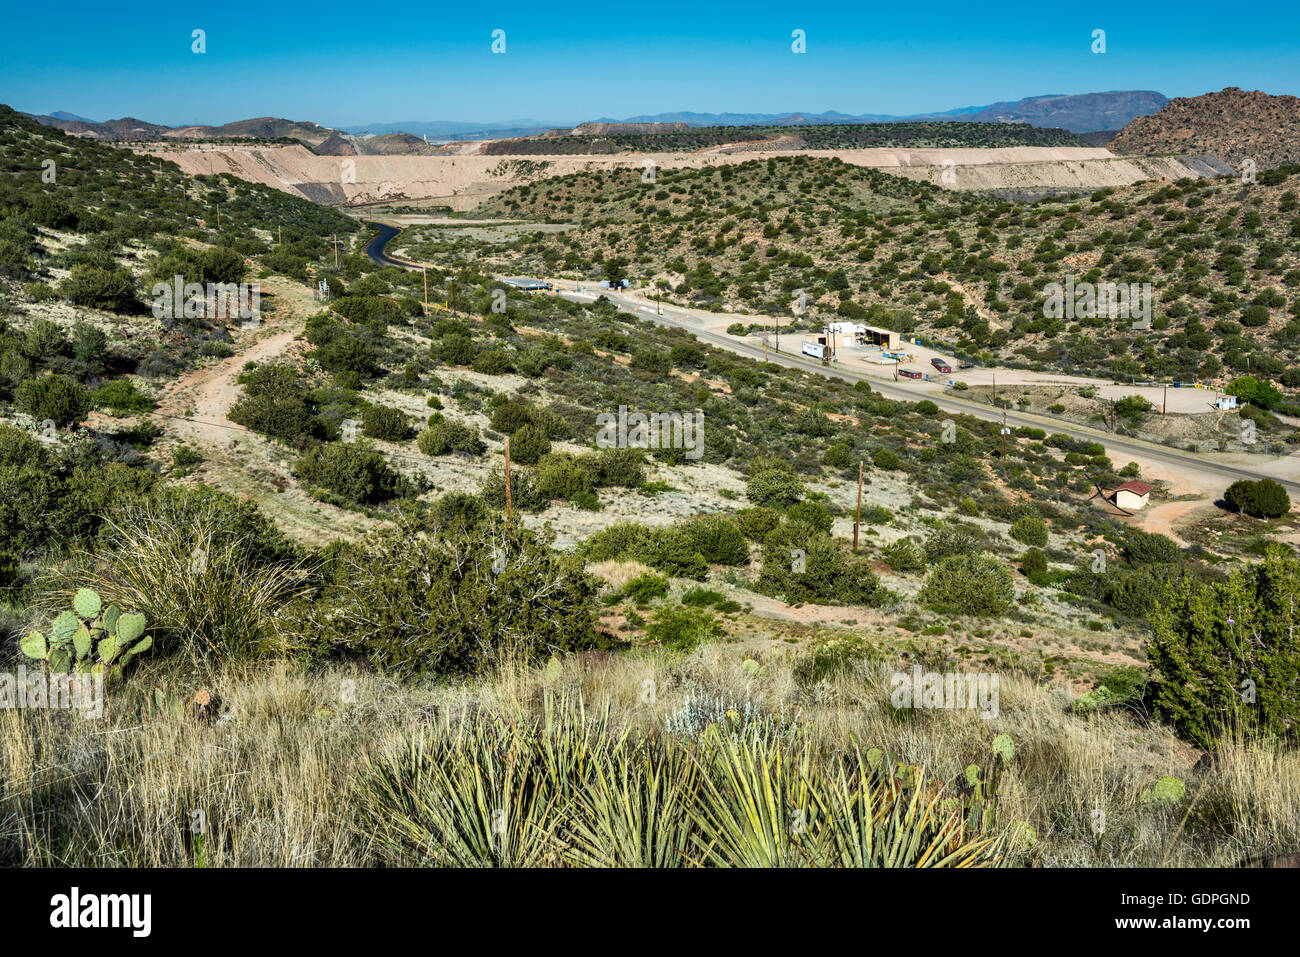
[1110,480,1154,510]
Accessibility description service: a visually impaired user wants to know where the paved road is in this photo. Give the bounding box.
[362,222,417,268]
[362,225,1300,496]
[561,287,1300,497]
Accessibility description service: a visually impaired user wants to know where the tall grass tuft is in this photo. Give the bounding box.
[43,500,311,663]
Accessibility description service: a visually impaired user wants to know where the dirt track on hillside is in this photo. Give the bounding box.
[151,278,373,547]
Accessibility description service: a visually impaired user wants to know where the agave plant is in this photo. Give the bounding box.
[19,588,151,681]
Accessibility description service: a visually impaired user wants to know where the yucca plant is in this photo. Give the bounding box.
[355,710,565,867]
[813,753,1014,868]
[564,741,700,867]
[689,725,824,867]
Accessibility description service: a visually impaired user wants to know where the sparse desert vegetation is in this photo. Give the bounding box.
[0,67,1298,881]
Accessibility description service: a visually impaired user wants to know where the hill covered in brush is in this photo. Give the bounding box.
[482,121,1084,155]
[1110,87,1300,170]
[478,153,1300,393]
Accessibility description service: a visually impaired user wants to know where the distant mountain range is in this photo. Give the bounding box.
[340,119,563,140]
[26,90,1170,151]
[592,92,1169,134]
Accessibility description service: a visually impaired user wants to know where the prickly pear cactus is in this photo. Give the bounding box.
[1141,776,1186,804]
[20,589,151,681]
[991,733,1015,764]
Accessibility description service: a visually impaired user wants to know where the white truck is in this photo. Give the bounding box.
[802,341,829,360]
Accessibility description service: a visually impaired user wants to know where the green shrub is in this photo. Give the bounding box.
[59,264,137,312]
[432,491,489,531]
[509,423,551,465]
[361,404,412,441]
[16,374,91,428]
[680,514,750,566]
[1020,548,1048,581]
[1146,548,1300,747]
[759,530,885,606]
[295,443,409,505]
[881,538,924,573]
[1224,478,1291,519]
[577,522,655,563]
[640,526,709,580]
[623,572,670,605]
[535,453,595,502]
[735,507,783,542]
[489,400,533,434]
[787,499,834,536]
[645,605,722,652]
[228,393,321,445]
[747,468,805,508]
[417,419,485,457]
[92,379,154,416]
[919,554,1014,616]
[923,524,985,564]
[1115,394,1152,421]
[872,448,902,470]
[479,467,545,512]
[822,443,852,468]
[589,447,646,488]
[1123,530,1183,566]
[309,519,599,677]
[1009,515,1048,547]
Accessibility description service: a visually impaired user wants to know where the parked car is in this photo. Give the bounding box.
[930,357,953,373]
[899,369,923,379]
[958,359,975,369]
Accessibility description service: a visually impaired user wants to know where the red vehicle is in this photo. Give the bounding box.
[931,357,953,373]
[899,369,923,379]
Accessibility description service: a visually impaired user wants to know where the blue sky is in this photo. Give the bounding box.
[1,1,1298,127]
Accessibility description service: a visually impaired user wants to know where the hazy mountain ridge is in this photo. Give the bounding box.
[24,89,1168,153]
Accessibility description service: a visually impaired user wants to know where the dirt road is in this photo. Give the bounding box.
[152,279,373,547]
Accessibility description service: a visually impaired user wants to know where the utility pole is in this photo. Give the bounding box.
[854,461,863,551]
[775,312,780,353]
[278,225,282,246]
[1001,410,1009,459]
[422,267,428,316]
[992,369,997,404]
[333,234,339,270]
[1163,382,1167,415]
[504,437,512,521]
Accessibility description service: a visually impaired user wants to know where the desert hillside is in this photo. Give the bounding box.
[1109,86,1300,169]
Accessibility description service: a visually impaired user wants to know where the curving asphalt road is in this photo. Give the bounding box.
[362,222,420,269]
[365,225,1300,497]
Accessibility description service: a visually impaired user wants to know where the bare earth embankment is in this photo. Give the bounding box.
[134,143,1221,210]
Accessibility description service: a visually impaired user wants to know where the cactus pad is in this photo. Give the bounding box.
[991,733,1015,764]
[73,588,102,619]
[116,613,146,644]
[19,630,47,659]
